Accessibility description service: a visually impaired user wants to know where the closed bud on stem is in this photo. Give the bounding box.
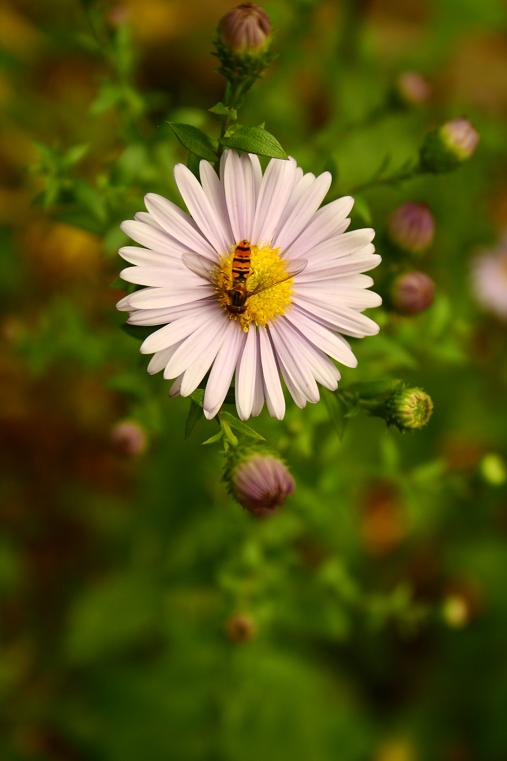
[226,613,256,643]
[391,271,435,315]
[215,4,273,83]
[110,420,147,456]
[386,386,434,431]
[420,117,479,172]
[393,71,432,108]
[224,448,295,517]
[219,3,271,54]
[388,202,435,254]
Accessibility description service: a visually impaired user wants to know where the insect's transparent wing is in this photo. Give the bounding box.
[285,258,308,278]
[248,258,308,298]
[182,252,216,283]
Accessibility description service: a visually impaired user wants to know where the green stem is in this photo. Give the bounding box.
[349,160,427,194]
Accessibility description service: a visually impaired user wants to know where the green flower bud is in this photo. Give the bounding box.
[479,453,506,486]
[386,386,434,430]
[420,118,479,173]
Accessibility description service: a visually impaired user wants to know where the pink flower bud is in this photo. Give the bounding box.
[110,420,147,457]
[391,271,435,315]
[441,117,480,161]
[395,71,432,107]
[388,202,435,254]
[420,118,479,172]
[219,3,271,54]
[231,452,295,517]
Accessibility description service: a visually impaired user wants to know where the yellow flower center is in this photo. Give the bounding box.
[215,243,293,331]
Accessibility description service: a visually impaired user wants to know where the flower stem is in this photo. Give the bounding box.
[349,158,427,194]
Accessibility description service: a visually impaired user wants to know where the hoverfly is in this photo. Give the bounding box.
[183,241,307,317]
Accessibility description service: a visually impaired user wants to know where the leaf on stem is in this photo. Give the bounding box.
[219,411,265,441]
[221,126,288,159]
[167,123,217,161]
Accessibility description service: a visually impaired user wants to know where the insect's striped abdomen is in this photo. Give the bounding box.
[231,240,252,281]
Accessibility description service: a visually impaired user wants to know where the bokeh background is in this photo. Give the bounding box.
[1,1,507,759]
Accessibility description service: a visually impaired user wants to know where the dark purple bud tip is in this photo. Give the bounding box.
[232,453,295,517]
[391,271,435,315]
[388,202,435,254]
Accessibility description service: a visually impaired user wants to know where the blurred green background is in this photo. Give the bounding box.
[1,1,507,759]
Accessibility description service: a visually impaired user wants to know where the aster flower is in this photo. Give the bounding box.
[117,150,382,421]
[472,237,507,320]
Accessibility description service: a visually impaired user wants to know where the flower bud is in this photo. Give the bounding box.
[479,452,507,486]
[226,613,256,643]
[226,450,295,517]
[110,420,147,457]
[391,271,435,315]
[386,386,434,431]
[218,3,271,55]
[420,117,479,172]
[387,202,435,254]
[393,71,432,108]
[442,595,469,628]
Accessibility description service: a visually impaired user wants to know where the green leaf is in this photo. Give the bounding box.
[185,399,203,439]
[221,126,288,159]
[209,102,237,120]
[220,411,265,441]
[186,151,201,178]
[167,123,217,161]
[202,431,224,446]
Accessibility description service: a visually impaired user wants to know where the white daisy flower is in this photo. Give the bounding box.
[472,235,507,321]
[117,150,382,421]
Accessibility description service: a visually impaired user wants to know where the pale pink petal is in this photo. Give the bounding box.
[235,325,259,420]
[258,327,285,420]
[174,164,230,254]
[293,296,380,337]
[274,171,332,252]
[144,193,216,260]
[278,317,340,390]
[285,306,358,367]
[203,322,246,419]
[127,285,212,310]
[199,160,234,246]
[224,151,257,243]
[140,306,216,355]
[163,313,227,379]
[284,196,354,259]
[179,317,230,396]
[269,321,320,403]
[251,157,298,246]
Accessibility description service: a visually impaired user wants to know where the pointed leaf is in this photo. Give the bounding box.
[167,123,217,161]
[221,126,288,159]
